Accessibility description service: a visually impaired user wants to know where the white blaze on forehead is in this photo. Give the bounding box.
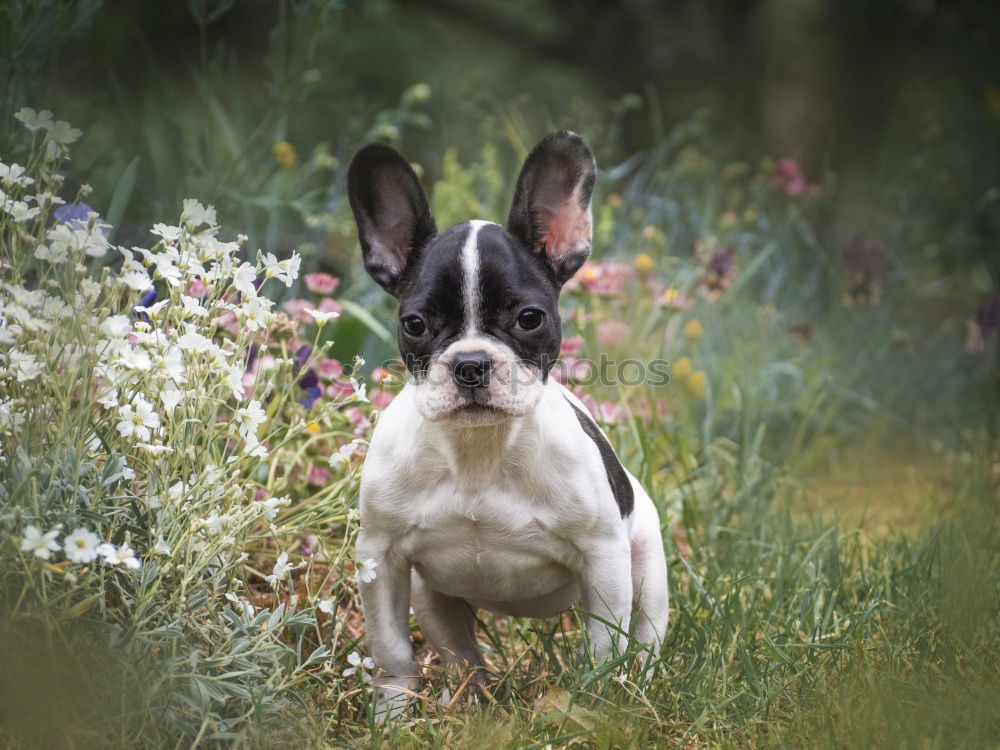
[460,220,495,335]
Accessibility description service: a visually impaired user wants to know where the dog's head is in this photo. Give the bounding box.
[347,131,596,424]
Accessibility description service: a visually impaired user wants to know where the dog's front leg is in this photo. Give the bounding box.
[356,530,418,719]
[579,536,634,661]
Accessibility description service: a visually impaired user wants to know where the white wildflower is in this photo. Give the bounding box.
[355,557,378,584]
[150,223,182,242]
[96,386,118,409]
[328,440,362,469]
[136,442,174,455]
[64,527,100,564]
[239,296,273,331]
[14,107,54,133]
[47,119,82,145]
[5,201,40,223]
[180,198,217,228]
[153,536,172,555]
[342,651,375,681]
[97,541,141,569]
[232,262,258,298]
[179,294,208,318]
[0,162,34,187]
[265,551,292,588]
[9,349,43,382]
[235,399,267,441]
[20,525,60,560]
[176,324,213,353]
[116,394,160,441]
[318,598,335,614]
[261,250,301,287]
[160,385,185,413]
[119,249,154,291]
[100,314,132,339]
[257,495,290,521]
[307,308,340,325]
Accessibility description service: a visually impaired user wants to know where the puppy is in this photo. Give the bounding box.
[347,131,669,716]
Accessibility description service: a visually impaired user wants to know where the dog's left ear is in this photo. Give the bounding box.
[507,131,597,286]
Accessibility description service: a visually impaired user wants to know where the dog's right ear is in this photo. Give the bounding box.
[347,143,437,296]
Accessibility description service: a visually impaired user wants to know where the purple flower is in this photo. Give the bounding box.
[967,294,999,355]
[294,344,322,408]
[55,202,111,237]
[133,288,158,323]
[977,295,999,331]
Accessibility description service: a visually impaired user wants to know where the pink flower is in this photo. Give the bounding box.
[300,534,318,557]
[304,272,340,295]
[307,465,331,485]
[186,279,211,298]
[771,157,807,197]
[596,319,632,348]
[346,408,370,428]
[318,298,341,315]
[371,388,395,409]
[326,381,354,399]
[283,298,314,324]
[254,488,268,501]
[572,261,632,296]
[597,401,628,424]
[553,357,592,384]
[561,336,584,356]
[318,359,344,379]
[659,288,695,310]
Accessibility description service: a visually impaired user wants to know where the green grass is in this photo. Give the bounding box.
[275,430,998,748]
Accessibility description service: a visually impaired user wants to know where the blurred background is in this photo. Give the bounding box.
[2,0,998,469]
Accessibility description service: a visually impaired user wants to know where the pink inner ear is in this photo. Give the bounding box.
[538,196,592,260]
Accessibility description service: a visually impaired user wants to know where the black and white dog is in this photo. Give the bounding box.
[347,131,669,715]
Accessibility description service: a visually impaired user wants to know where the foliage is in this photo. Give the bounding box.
[0,113,375,744]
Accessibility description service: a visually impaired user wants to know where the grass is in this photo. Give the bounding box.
[280,427,996,749]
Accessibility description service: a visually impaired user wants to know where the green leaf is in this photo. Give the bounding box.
[105,156,140,242]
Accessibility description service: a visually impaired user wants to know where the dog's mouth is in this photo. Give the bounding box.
[448,402,512,425]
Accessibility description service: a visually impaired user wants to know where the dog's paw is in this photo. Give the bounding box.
[372,677,419,721]
[440,668,490,711]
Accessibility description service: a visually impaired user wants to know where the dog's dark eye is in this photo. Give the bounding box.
[401,315,427,337]
[516,308,544,331]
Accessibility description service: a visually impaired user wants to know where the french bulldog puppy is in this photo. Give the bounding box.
[347,131,669,716]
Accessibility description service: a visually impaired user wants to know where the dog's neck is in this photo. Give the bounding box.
[421,412,534,483]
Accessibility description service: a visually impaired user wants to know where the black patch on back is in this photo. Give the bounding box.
[563,396,634,518]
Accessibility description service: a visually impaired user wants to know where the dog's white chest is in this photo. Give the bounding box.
[401,479,579,601]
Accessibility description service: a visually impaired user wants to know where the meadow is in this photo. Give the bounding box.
[1,2,998,748]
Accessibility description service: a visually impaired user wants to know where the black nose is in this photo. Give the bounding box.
[452,351,492,390]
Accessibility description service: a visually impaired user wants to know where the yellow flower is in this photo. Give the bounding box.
[685,371,707,398]
[683,318,704,341]
[634,252,655,273]
[272,141,297,167]
[672,356,693,380]
[305,422,320,435]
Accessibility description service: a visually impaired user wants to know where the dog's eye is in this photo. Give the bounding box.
[516,308,544,331]
[401,315,427,337]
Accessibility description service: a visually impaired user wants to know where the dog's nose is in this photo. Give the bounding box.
[452,351,492,391]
